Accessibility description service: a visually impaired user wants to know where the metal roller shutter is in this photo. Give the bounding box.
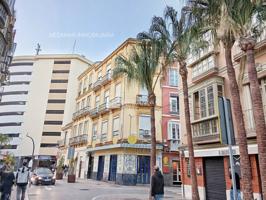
[204,157,226,200]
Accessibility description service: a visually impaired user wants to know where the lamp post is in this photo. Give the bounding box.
[26,133,35,169]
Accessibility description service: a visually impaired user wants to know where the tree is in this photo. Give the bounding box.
[0,134,10,147]
[228,0,266,198]
[188,0,257,198]
[138,6,202,200]
[113,39,162,198]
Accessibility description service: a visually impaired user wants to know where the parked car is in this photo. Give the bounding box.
[30,167,56,185]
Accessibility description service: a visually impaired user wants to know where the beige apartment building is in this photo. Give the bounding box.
[58,38,163,185]
[180,29,266,199]
[14,54,92,167]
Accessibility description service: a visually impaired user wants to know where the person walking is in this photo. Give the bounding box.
[151,166,164,200]
[63,165,68,177]
[16,161,30,200]
[229,167,242,200]
[0,164,15,200]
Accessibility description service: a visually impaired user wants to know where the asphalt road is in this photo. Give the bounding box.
[22,178,184,200]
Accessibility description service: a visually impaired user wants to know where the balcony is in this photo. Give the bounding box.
[88,107,99,118]
[136,95,149,106]
[0,3,7,29]
[72,106,90,120]
[69,134,88,146]
[92,78,102,91]
[234,24,266,61]
[139,129,151,138]
[101,72,112,86]
[192,117,220,144]
[98,102,110,114]
[58,139,65,147]
[109,97,121,109]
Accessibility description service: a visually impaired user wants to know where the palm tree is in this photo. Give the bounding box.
[188,0,255,198]
[227,1,266,198]
[0,134,10,146]
[138,6,201,200]
[113,39,163,198]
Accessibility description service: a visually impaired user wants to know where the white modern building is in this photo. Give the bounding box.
[0,57,34,155]
[0,54,93,168]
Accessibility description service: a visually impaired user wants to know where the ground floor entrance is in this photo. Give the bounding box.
[108,155,117,181]
[97,156,105,180]
[204,157,226,200]
[137,156,150,184]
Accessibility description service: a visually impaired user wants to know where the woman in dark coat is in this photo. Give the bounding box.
[1,165,15,200]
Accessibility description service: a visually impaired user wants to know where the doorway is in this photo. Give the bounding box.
[108,155,117,181]
[137,156,150,184]
[97,156,105,180]
[87,155,94,179]
[172,160,181,185]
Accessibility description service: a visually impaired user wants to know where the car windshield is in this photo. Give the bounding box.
[36,168,52,175]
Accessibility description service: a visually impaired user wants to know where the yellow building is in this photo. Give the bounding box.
[60,38,163,185]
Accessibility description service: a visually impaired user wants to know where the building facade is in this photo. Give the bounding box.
[9,55,92,167]
[0,57,34,155]
[0,0,16,85]
[180,30,266,199]
[59,39,163,185]
[161,64,181,186]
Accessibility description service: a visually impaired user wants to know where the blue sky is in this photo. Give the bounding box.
[14,0,183,62]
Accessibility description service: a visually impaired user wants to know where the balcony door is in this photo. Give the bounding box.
[104,90,110,107]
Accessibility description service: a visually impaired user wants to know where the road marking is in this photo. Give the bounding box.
[91,194,144,200]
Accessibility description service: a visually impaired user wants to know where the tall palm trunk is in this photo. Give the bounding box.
[224,44,254,200]
[149,92,157,199]
[240,37,266,199]
[179,62,200,200]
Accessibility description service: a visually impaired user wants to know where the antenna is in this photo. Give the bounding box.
[35,43,41,55]
[72,40,77,54]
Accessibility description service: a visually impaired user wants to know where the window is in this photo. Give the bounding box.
[78,82,82,95]
[86,96,91,107]
[88,74,92,87]
[51,80,68,83]
[104,90,110,105]
[81,99,85,108]
[83,121,89,134]
[101,121,108,140]
[54,60,71,64]
[52,70,70,74]
[92,123,97,140]
[192,118,218,137]
[139,115,151,135]
[168,121,180,142]
[113,117,120,135]
[192,56,215,78]
[78,123,83,135]
[83,77,88,91]
[49,89,67,93]
[199,89,206,118]
[169,68,178,86]
[0,101,26,106]
[46,110,64,114]
[40,143,58,148]
[47,99,66,103]
[207,86,214,116]
[261,78,266,118]
[115,83,121,97]
[42,132,61,136]
[0,112,24,116]
[95,95,100,108]
[97,70,102,80]
[73,125,77,136]
[170,96,179,114]
[106,64,111,75]
[44,121,62,125]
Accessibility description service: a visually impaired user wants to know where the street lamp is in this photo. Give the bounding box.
[26,133,35,169]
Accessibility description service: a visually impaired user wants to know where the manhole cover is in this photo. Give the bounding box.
[80,188,89,191]
[28,194,38,196]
